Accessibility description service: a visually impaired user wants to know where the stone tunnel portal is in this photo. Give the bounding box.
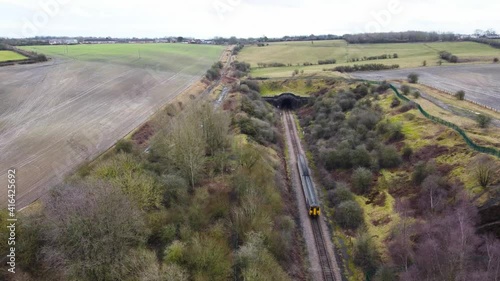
[263,93,309,110]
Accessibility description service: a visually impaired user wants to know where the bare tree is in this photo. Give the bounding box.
[41,182,148,281]
[167,105,207,189]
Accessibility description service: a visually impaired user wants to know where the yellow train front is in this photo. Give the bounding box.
[309,206,321,217]
[297,154,321,218]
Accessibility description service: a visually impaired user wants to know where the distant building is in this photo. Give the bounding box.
[49,39,78,45]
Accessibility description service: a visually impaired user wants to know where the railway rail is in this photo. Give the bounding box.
[283,111,337,281]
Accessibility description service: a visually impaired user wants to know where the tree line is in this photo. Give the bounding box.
[343,31,458,44]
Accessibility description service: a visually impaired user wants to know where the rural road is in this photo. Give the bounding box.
[350,64,500,111]
[0,58,204,209]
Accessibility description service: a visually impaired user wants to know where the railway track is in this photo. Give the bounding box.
[283,111,337,281]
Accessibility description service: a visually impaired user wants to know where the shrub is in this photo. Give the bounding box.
[354,233,380,274]
[325,148,352,170]
[185,234,231,280]
[335,200,364,229]
[449,55,458,63]
[439,51,452,61]
[241,80,260,92]
[41,182,148,281]
[115,139,134,153]
[352,146,372,168]
[164,240,186,265]
[412,91,420,98]
[402,146,413,160]
[454,90,465,100]
[422,60,427,66]
[494,57,499,63]
[407,73,419,83]
[476,114,492,128]
[352,167,373,194]
[239,84,250,93]
[373,266,397,281]
[412,161,435,185]
[328,184,354,207]
[400,85,411,95]
[318,59,337,65]
[332,64,399,73]
[393,53,398,58]
[390,97,401,108]
[378,145,402,168]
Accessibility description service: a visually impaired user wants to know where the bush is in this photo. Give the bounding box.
[373,266,397,281]
[393,53,398,58]
[449,55,458,63]
[332,64,399,73]
[494,57,499,63]
[335,200,364,229]
[241,80,260,92]
[412,91,420,98]
[402,146,413,160]
[318,59,337,65]
[454,90,465,100]
[412,161,435,185]
[400,85,411,95]
[164,240,186,265]
[328,184,354,207]
[325,149,352,170]
[407,73,419,83]
[390,97,401,108]
[476,114,492,128]
[378,145,402,168]
[351,146,372,168]
[352,167,373,194]
[115,139,133,153]
[41,182,148,281]
[354,233,380,274]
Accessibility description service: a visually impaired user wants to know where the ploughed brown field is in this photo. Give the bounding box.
[0,44,223,208]
[350,64,500,111]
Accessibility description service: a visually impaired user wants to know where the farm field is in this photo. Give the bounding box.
[0,50,27,62]
[238,40,500,78]
[350,64,500,111]
[0,43,224,208]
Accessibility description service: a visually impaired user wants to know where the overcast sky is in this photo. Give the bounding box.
[0,0,498,38]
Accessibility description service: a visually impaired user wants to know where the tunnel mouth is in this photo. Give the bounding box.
[263,93,308,110]
[280,97,294,110]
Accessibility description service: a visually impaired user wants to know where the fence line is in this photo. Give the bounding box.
[419,82,500,113]
[388,84,500,158]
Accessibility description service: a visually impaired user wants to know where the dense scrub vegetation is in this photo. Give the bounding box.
[327,64,399,73]
[297,80,500,280]
[439,51,459,63]
[347,54,397,63]
[205,61,224,81]
[4,93,302,280]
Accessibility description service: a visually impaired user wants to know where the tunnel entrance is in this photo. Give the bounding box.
[279,97,294,109]
[262,93,310,110]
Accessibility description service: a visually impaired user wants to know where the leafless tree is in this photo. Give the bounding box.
[41,181,148,281]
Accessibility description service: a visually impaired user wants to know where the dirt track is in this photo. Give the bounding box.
[0,58,204,209]
[350,64,500,111]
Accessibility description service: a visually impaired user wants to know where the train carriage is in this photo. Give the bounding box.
[297,154,321,217]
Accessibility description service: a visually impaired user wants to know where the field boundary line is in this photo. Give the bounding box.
[354,79,500,158]
[418,82,500,113]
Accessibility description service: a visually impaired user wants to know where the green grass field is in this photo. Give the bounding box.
[238,40,500,78]
[21,43,224,75]
[0,50,27,62]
